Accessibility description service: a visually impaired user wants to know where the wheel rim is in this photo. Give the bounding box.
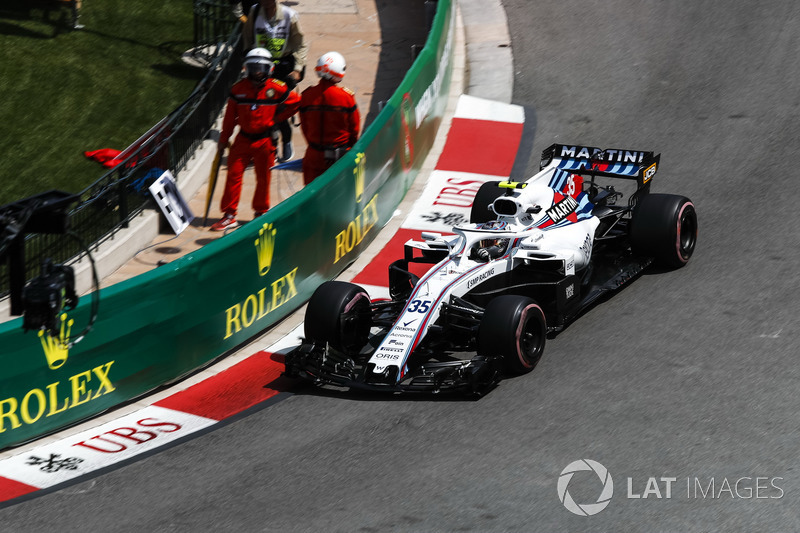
[677,203,697,261]
[517,306,545,368]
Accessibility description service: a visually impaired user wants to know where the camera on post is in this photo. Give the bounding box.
[21,259,78,334]
[0,190,86,339]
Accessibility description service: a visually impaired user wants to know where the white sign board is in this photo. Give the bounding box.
[148,170,194,235]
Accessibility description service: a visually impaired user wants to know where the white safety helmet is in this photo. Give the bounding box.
[244,48,275,83]
[315,51,346,82]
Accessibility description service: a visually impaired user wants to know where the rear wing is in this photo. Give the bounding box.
[540,143,660,189]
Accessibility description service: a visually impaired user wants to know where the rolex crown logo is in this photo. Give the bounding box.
[353,152,365,204]
[255,222,276,276]
[39,313,73,370]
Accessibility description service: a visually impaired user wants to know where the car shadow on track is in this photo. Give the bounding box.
[546,263,687,341]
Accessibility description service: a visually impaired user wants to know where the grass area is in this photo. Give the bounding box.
[0,0,204,205]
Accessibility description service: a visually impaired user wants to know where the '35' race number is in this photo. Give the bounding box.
[407,299,431,313]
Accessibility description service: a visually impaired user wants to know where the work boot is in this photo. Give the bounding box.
[278,141,294,162]
[210,213,239,231]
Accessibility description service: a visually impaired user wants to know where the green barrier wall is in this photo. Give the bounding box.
[0,0,456,450]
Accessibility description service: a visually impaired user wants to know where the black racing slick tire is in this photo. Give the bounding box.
[630,194,698,269]
[304,281,371,354]
[470,181,503,224]
[477,295,547,375]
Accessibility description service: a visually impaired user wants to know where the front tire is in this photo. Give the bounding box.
[477,295,547,375]
[304,281,371,354]
[630,193,698,268]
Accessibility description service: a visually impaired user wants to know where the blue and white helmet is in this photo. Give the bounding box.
[477,220,508,231]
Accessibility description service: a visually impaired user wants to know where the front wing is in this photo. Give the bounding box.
[284,342,502,396]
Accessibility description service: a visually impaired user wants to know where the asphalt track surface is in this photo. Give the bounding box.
[3,1,800,531]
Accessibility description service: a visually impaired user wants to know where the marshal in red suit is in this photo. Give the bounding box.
[299,51,360,185]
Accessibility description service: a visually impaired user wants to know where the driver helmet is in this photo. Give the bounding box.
[244,48,275,83]
[477,220,507,231]
[478,238,503,249]
[315,51,346,82]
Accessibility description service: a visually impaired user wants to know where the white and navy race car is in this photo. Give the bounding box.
[284,143,698,395]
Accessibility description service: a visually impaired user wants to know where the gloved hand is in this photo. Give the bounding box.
[286,71,301,89]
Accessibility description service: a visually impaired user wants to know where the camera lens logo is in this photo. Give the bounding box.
[557,459,613,516]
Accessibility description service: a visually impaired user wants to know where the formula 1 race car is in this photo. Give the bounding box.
[284,143,698,395]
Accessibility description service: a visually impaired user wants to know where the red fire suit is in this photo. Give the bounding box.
[219,77,300,215]
[299,79,360,185]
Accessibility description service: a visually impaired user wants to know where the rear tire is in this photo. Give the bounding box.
[630,193,697,268]
[477,295,547,375]
[305,281,371,354]
[470,181,503,224]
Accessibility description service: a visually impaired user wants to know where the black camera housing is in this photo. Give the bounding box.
[22,260,78,334]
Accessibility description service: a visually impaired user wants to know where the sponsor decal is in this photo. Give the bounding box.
[255,222,276,276]
[353,151,365,204]
[26,454,84,473]
[565,283,575,299]
[379,347,404,353]
[546,195,579,224]
[420,211,467,227]
[467,268,495,289]
[39,312,73,369]
[432,177,484,208]
[559,146,647,164]
[0,362,116,434]
[559,146,601,160]
[0,407,216,490]
[642,161,657,183]
[224,268,298,339]
[72,417,182,454]
[226,226,299,339]
[599,149,647,163]
[334,193,379,264]
[226,221,299,339]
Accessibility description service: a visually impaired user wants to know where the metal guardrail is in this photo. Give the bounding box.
[192,0,242,65]
[0,15,244,298]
